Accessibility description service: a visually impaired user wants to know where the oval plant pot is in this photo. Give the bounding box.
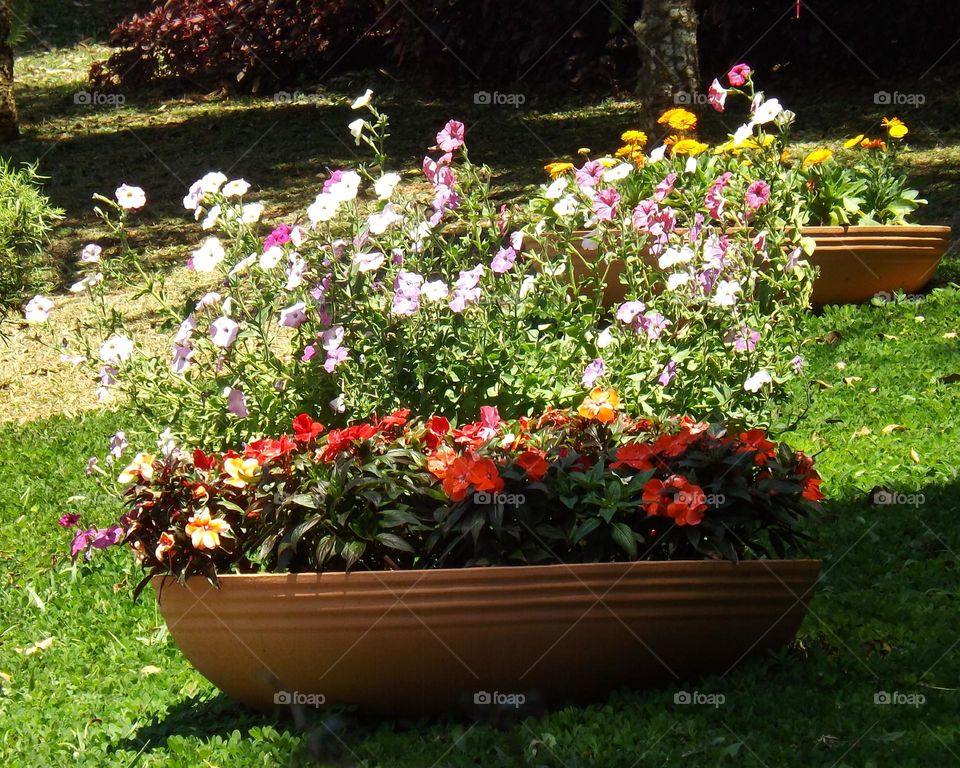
[154,559,821,715]
[541,225,951,307]
[805,225,951,304]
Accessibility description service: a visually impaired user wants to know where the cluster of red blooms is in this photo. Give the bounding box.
[183,403,824,531]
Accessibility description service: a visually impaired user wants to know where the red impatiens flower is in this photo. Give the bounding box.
[468,457,504,494]
[321,423,379,461]
[453,406,501,449]
[794,451,826,501]
[376,408,411,433]
[245,434,297,463]
[737,429,777,465]
[192,449,218,472]
[442,455,476,501]
[423,415,451,451]
[642,475,708,526]
[426,449,457,480]
[611,442,658,472]
[292,413,324,443]
[439,453,504,501]
[651,430,696,458]
[516,450,549,481]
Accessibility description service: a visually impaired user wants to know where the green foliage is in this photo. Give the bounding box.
[0,158,63,316]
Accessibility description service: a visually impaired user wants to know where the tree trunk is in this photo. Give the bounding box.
[0,0,19,143]
[634,0,699,124]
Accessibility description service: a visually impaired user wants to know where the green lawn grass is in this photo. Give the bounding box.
[2,291,959,766]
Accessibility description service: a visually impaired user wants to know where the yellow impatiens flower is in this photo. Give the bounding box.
[882,117,908,139]
[802,148,833,168]
[184,509,232,551]
[620,129,648,147]
[671,138,709,157]
[544,161,575,179]
[223,457,262,488]
[118,452,155,484]
[577,387,620,424]
[843,134,865,149]
[657,108,697,132]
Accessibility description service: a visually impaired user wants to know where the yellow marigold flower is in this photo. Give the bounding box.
[882,117,908,139]
[861,137,887,150]
[597,157,617,168]
[620,129,648,147]
[671,138,709,157]
[657,108,697,132]
[780,149,790,163]
[802,148,833,168]
[544,161,575,179]
[223,457,262,488]
[577,387,620,424]
[843,134,865,149]
[184,508,231,551]
[577,147,591,156]
[118,452,155,484]
[615,144,635,158]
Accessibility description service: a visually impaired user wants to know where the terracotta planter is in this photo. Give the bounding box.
[154,559,820,715]
[545,225,951,307]
[805,225,951,304]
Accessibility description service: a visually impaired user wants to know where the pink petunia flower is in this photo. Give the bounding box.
[592,188,621,222]
[745,180,771,211]
[436,120,465,152]
[727,63,752,87]
[708,78,728,112]
[491,246,517,274]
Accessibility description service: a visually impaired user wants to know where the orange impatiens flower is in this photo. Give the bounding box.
[118,452,155,484]
[154,531,175,561]
[184,508,232,550]
[544,161,575,179]
[657,107,697,132]
[441,455,476,501]
[577,387,620,424]
[426,449,457,480]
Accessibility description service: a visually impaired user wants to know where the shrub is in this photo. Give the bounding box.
[64,406,825,589]
[0,158,62,317]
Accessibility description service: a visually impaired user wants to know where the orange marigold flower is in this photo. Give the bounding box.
[544,161,575,179]
[577,387,620,424]
[802,148,833,168]
[860,137,887,150]
[657,107,697,131]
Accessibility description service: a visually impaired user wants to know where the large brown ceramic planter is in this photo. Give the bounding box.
[154,559,820,715]
[805,225,951,304]
[546,225,951,307]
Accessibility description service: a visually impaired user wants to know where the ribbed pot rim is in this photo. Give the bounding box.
[801,224,951,236]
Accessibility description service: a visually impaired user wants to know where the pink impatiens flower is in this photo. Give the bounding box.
[727,63,752,87]
[436,120,465,152]
[592,188,621,222]
[745,180,771,210]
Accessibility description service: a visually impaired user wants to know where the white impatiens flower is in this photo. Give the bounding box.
[221,179,250,198]
[351,89,373,110]
[348,118,367,144]
[732,124,754,147]
[374,172,401,200]
[191,237,226,273]
[240,202,264,224]
[198,171,228,195]
[751,98,783,126]
[201,204,221,230]
[744,369,773,392]
[209,317,239,348]
[367,203,404,235]
[258,246,284,271]
[115,184,146,210]
[602,163,633,182]
[24,295,54,323]
[712,279,742,307]
[666,272,690,291]
[307,193,339,224]
[99,334,134,364]
[421,279,449,302]
[658,246,694,270]
[544,177,567,200]
[69,273,104,293]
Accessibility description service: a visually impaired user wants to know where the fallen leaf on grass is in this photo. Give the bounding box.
[823,330,842,344]
[843,376,863,386]
[910,448,921,464]
[140,665,162,676]
[853,427,872,438]
[939,373,960,384]
[814,379,834,390]
[15,637,54,656]
[836,361,847,370]
[882,424,906,434]
[0,672,11,685]
[944,332,957,339]
[880,333,899,341]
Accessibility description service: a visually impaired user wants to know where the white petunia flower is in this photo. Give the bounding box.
[307,193,339,224]
[351,89,373,109]
[744,369,773,392]
[99,334,134,364]
[374,172,401,200]
[24,295,54,323]
[348,118,367,144]
[221,179,250,198]
[115,184,146,210]
[191,237,226,273]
